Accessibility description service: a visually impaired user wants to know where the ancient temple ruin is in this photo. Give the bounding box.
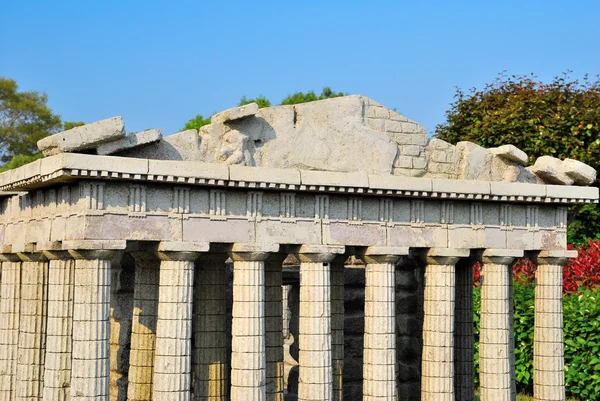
[0,95,597,401]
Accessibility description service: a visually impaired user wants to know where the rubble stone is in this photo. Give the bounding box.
[97,129,162,155]
[38,116,125,156]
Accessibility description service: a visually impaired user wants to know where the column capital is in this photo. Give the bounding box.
[360,246,409,264]
[11,242,37,253]
[413,247,469,266]
[37,241,63,251]
[156,241,209,261]
[481,248,524,265]
[531,249,577,266]
[0,245,21,262]
[229,242,279,262]
[69,249,118,260]
[17,252,48,262]
[294,244,345,263]
[42,250,73,261]
[62,240,127,250]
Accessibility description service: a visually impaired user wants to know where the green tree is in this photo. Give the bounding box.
[0,153,45,173]
[435,72,600,245]
[239,95,271,109]
[62,121,85,131]
[0,77,62,163]
[280,86,346,105]
[181,114,212,131]
[436,72,600,165]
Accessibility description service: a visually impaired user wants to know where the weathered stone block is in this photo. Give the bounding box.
[562,158,597,185]
[211,102,259,125]
[528,156,574,185]
[488,144,528,166]
[402,145,422,157]
[97,129,162,155]
[38,116,125,156]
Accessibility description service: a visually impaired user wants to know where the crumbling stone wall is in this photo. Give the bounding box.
[365,98,427,176]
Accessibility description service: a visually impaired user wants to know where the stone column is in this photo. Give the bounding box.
[479,249,523,401]
[0,252,22,401]
[454,258,475,401]
[193,253,228,401]
[229,243,278,401]
[128,251,160,401]
[42,247,76,401]
[420,248,468,401]
[265,254,286,401]
[15,249,48,401]
[295,245,344,401]
[361,246,408,401]
[67,239,125,401]
[282,285,291,340]
[330,255,346,401]
[153,242,208,401]
[532,250,576,401]
[109,251,133,401]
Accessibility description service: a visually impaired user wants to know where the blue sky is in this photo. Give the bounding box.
[2,1,600,136]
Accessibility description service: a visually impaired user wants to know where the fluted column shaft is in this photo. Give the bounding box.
[282,285,291,340]
[330,256,345,401]
[193,254,228,401]
[296,245,344,401]
[454,260,474,401]
[421,248,467,401]
[479,250,522,401]
[362,247,406,401]
[153,249,200,401]
[265,255,285,401]
[68,249,116,401]
[533,251,575,401]
[15,252,48,401]
[42,251,75,401]
[229,244,278,401]
[0,256,22,401]
[128,252,160,401]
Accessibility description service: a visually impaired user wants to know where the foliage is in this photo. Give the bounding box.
[0,77,62,163]
[238,95,271,109]
[62,121,84,131]
[563,240,600,293]
[564,287,600,400]
[181,114,211,131]
[280,86,346,105]
[435,72,600,164]
[435,72,600,245]
[182,86,346,133]
[0,153,44,172]
[567,204,600,247]
[472,240,600,398]
[513,280,535,392]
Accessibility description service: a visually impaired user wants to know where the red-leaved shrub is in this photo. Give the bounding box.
[563,240,600,293]
[472,240,600,293]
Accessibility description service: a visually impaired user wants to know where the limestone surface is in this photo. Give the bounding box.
[125,129,201,161]
[31,95,598,186]
[97,129,162,155]
[211,103,259,125]
[38,116,125,156]
[562,158,597,185]
[488,144,529,166]
[528,156,575,185]
[198,96,402,175]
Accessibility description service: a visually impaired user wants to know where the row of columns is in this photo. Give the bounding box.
[0,242,573,401]
[0,244,119,401]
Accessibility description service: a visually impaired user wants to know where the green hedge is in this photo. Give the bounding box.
[473,283,600,399]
